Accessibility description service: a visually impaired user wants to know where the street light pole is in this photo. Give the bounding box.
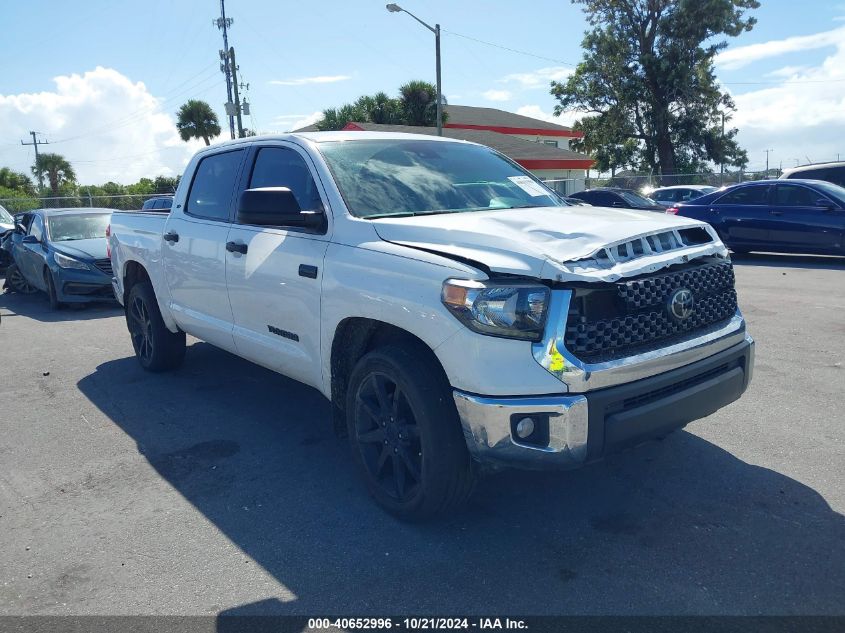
[386,4,443,136]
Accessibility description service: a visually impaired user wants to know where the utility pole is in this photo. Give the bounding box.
[764,149,773,176]
[229,47,244,138]
[214,0,236,140]
[21,131,49,190]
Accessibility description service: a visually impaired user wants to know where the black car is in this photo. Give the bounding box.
[569,187,666,211]
[141,196,174,211]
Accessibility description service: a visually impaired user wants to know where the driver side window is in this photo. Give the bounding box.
[28,215,44,242]
[249,147,324,212]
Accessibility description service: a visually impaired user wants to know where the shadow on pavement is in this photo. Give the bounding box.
[77,342,845,615]
[730,252,845,270]
[0,285,121,323]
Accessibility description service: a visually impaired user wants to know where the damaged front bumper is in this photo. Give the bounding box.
[454,334,754,470]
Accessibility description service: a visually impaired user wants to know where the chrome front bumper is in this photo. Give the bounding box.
[455,335,755,470]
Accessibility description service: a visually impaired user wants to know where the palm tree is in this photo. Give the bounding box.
[399,80,446,127]
[176,99,221,145]
[32,153,76,197]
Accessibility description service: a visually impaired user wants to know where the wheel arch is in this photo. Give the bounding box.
[329,317,451,436]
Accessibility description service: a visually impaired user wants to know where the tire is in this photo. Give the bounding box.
[44,268,62,310]
[346,345,476,520]
[5,264,38,294]
[126,281,186,372]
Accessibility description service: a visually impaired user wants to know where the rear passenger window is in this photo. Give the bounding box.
[185,150,245,221]
[248,147,324,212]
[718,186,769,205]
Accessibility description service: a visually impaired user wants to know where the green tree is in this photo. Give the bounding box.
[32,153,76,197]
[315,81,446,131]
[176,99,221,145]
[398,80,445,127]
[551,0,756,180]
[153,175,180,193]
[0,167,36,195]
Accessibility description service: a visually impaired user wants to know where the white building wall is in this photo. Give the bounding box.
[528,168,587,195]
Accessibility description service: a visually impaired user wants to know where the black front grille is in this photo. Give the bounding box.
[94,258,113,276]
[565,260,737,362]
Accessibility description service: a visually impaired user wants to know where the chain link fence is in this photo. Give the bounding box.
[0,193,173,214]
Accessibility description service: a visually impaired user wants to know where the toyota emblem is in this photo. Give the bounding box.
[668,288,695,321]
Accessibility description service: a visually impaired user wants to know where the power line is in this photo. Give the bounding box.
[442,29,577,67]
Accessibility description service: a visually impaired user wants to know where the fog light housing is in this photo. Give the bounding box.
[509,414,550,448]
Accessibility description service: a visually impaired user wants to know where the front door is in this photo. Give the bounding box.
[162,148,246,352]
[225,143,330,390]
[16,214,48,290]
[768,183,844,253]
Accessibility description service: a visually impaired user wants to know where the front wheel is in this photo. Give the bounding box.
[126,281,186,372]
[346,345,476,520]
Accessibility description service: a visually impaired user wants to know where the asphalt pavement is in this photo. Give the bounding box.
[0,252,843,616]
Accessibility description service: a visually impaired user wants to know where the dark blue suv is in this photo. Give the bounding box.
[669,179,845,256]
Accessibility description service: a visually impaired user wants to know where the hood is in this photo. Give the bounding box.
[52,237,108,260]
[371,206,727,283]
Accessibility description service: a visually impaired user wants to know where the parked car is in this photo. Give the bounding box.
[109,132,754,520]
[649,185,718,206]
[141,196,174,211]
[667,179,845,255]
[563,196,591,206]
[9,208,116,308]
[569,187,666,211]
[780,161,845,188]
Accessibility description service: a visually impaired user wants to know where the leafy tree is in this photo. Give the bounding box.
[315,81,447,131]
[0,167,36,196]
[32,153,76,197]
[176,99,221,145]
[551,0,756,180]
[154,175,180,193]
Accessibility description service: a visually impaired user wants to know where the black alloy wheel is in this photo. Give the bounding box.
[128,293,154,366]
[5,264,38,294]
[353,371,423,502]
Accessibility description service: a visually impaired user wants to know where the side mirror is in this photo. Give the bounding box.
[237,187,325,231]
[22,234,40,244]
[816,198,836,211]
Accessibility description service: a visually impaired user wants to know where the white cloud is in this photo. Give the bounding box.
[766,65,810,78]
[499,66,572,88]
[482,89,512,102]
[0,67,202,184]
[516,105,579,128]
[716,26,845,70]
[729,32,845,170]
[278,111,323,132]
[269,75,351,86]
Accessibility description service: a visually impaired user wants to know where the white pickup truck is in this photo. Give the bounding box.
[109,132,754,519]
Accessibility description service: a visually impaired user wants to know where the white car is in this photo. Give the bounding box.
[109,132,754,519]
[649,185,718,206]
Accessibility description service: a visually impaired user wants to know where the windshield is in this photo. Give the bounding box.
[46,214,110,241]
[318,139,562,218]
[619,190,660,207]
[0,206,12,224]
[815,181,845,205]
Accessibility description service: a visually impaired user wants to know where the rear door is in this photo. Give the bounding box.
[711,184,772,247]
[162,148,246,352]
[225,143,330,390]
[769,183,843,253]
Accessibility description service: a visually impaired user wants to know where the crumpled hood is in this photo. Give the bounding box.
[53,237,108,260]
[371,205,727,282]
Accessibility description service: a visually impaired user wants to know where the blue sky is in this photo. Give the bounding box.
[1,0,844,183]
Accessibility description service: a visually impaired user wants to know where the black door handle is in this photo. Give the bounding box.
[226,241,248,254]
[163,231,179,243]
[298,264,318,279]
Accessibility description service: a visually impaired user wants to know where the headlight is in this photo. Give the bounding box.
[54,252,90,270]
[441,279,550,341]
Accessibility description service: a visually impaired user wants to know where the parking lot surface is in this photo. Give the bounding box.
[0,253,843,616]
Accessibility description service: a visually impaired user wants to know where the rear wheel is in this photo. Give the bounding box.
[44,268,62,310]
[346,345,476,520]
[4,264,38,294]
[126,281,186,372]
